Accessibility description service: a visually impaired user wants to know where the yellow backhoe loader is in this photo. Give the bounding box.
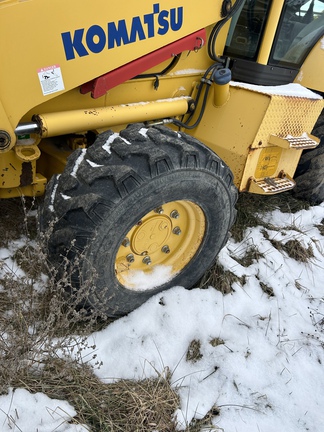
[0,0,323,315]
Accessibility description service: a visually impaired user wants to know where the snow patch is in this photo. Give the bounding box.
[230,81,323,99]
[61,193,71,200]
[71,149,86,178]
[87,159,103,168]
[139,128,148,138]
[49,182,59,212]
[122,265,174,291]
[0,388,87,432]
[102,132,131,154]
[170,69,205,76]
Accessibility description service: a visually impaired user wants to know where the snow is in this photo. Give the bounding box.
[70,149,86,178]
[0,389,87,432]
[86,159,103,168]
[170,69,206,76]
[102,132,131,154]
[139,127,148,137]
[1,203,324,431]
[49,180,59,213]
[230,82,323,99]
[121,265,174,291]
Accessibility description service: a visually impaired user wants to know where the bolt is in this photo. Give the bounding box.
[170,210,180,219]
[162,245,170,254]
[122,237,130,247]
[154,206,164,214]
[142,256,152,265]
[126,254,135,263]
[173,226,182,235]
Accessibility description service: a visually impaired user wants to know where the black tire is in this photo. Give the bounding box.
[293,110,324,204]
[40,124,237,317]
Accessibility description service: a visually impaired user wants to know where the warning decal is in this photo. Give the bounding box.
[38,64,65,96]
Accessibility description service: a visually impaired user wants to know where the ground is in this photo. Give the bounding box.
[0,194,324,431]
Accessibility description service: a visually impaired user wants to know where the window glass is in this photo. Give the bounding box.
[270,0,324,66]
[225,0,271,59]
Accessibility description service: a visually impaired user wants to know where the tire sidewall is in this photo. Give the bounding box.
[84,169,233,314]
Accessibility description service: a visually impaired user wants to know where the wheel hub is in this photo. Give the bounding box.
[115,200,205,290]
[132,216,171,255]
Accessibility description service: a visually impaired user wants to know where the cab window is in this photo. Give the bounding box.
[270,0,324,67]
[225,0,271,60]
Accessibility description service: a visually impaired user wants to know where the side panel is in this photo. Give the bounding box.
[294,37,324,93]
[0,0,223,128]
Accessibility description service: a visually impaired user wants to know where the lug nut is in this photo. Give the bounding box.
[126,254,135,263]
[122,237,130,247]
[173,226,182,235]
[142,256,152,265]
[155,206,164,214]
[170,210,180,219]
[162,245,170,254]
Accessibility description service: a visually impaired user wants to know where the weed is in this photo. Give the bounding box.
[186,340,203,363]
[315,218,324,236]
[209,337,225,347]
[262,230,314,263]
[1,197,208,431]
[15,358,180,432]
[199,261,245,293]
[230,192,309,243]
[231,245,265,267]
[259,281,275,298]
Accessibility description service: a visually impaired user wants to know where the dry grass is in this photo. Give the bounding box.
[186,340,203,363]
[0,197,220,431]
[198,190,314,297]
[0,189,316,431]
[231,245,265,268]
[14,359,180,432]
[315,218,324,236]
[230,192,309,243]
[199,261,246,293]
[261,230,315,263]
[259,281,275,298]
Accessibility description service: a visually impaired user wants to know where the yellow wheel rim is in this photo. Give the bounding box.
[115,200,205,290]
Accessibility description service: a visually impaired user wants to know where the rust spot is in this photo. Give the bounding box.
[20,162,33,187]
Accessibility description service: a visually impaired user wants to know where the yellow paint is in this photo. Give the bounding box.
[115,200,205,289]
[0,0,323,198]
[255,147,283,178]
[257,0,285,64]
[294,38,324,94]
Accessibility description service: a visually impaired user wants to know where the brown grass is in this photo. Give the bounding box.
[199,261,246,294]
[0,197,221,431]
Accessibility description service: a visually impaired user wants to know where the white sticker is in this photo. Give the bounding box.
[38,64,65,96]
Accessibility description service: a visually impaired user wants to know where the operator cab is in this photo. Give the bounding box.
[224,0,324,85]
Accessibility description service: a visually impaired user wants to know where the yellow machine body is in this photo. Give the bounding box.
[0,0,323,198]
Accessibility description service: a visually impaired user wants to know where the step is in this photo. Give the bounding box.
[249,176,296,194]
[269,133,319,150]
